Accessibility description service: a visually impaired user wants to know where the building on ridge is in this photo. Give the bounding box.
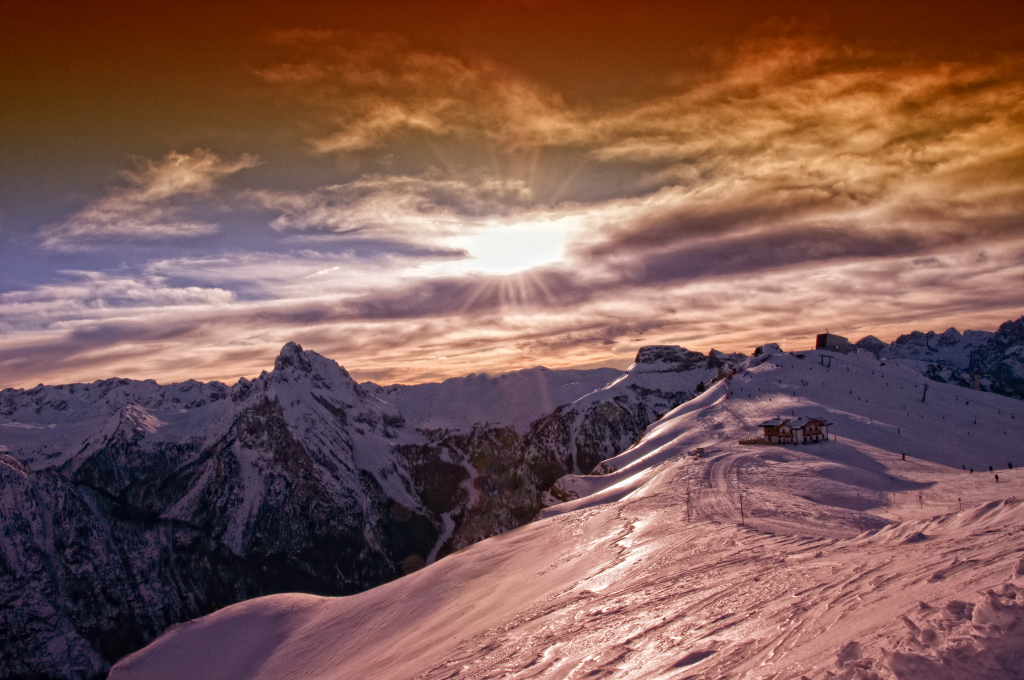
[816,332,849,354]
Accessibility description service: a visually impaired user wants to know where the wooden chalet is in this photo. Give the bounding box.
[757,416,832,444]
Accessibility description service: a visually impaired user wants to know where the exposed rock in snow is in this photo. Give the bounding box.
[968,316,1024,400]
[855,316,1024,401]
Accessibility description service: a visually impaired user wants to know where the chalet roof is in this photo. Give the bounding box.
[760,416,833,429]
[788,417,830,428]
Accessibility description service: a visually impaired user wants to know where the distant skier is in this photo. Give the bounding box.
[996,474,1000,482]
[990,466,994,472]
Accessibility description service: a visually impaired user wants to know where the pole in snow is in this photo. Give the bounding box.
[686,479,691,524]
[921,385,928,403]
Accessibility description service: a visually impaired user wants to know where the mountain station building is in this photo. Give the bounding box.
[816,333,850,354]
[758,416,833,444]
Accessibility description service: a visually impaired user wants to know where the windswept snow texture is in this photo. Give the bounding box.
[111,348,1024,680]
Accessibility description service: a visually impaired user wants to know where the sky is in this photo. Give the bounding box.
[2,1,1024,388]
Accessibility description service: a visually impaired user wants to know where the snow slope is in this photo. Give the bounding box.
[110,348,1024,680]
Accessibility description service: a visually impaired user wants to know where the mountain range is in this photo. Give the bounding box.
[1,316,1022,678]
[108,329,1024,680]
[855,316,1024,399]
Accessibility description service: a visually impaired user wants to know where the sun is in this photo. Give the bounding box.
[458,220,567,275]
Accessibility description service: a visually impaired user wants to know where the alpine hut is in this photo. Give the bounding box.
[758,416,833,444]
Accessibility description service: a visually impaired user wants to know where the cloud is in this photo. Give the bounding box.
[254,31,1024,282]
[4,28,1024,388]
[41,149,257,250]
[254,32,585,152]
[1,245,1022,389]
[0,271,235,335]
[248,175,533,238]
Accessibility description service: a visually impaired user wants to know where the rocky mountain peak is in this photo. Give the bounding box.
[938,327,963,343]
[633,345,708,372]
[635,346,688,364]
[854,335,887,356]
[967,315,1024,399]
[632,345,747,373]
[752,343,784,358]
[993,316,1024,343]
[271,343,354,390]
[274,342,310,372]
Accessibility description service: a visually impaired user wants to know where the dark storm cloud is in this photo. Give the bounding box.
[619,227,934,287]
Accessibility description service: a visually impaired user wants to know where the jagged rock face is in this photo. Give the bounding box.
[392,377,696,558]
[0,342,721,679]
[892,328,993,370]
[634,346,709,371]
[969,316,1024,400]
[858,327,992,369]
[854,317,1024,401]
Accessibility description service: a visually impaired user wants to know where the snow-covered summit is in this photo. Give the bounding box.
[863,326,992,369]
[754,342,784,355]
[9,325,1024,680]
[630,345,744,373]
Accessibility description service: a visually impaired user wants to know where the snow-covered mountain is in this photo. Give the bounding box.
[856,315,1024,399]
[855,327,992,370]
[107,344,1024,680]
[968,316,1024,399]
[0,342,733,679]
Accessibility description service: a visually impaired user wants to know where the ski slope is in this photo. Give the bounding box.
[110,348,1024,680]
